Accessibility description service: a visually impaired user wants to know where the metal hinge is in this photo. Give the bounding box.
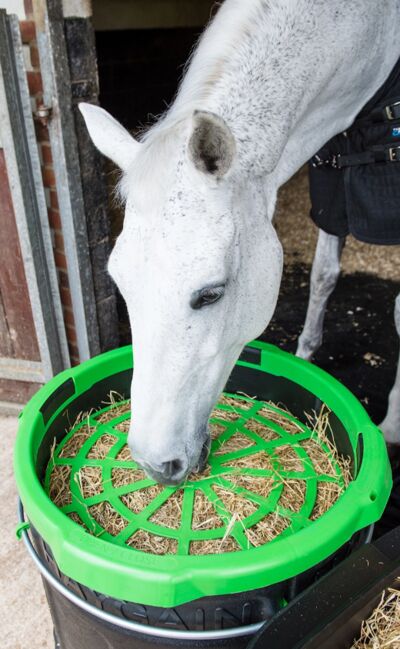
[33,103,52,126]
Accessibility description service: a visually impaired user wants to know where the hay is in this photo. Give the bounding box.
[222,451,274,472]
[210,422,228,439]
[280,479,307,512]
[49,465,72,506]
[87,434,117,459]
[217,395,253,410]
[214,431,255,455]
[301,438,336,475]
[244,418,281,441]
[111,467,147,488]
[191,490,225,530]
[274,444,304,472]
[150,490,184,529]
[258,406,304,435]
[306,408,352,488]
[253,405,354,522]
[190,537,239,555]
[211,408,240,422]
[121,485,164,515]
[128,530,178,555]
[59,421,95,458]
[245,512,291,547]
[95,393,130,422]
[59,398,130,459]
[77,466,103,498]
[188,464,212,482]
[114,418,131,433]
[310,481,342,521]
[226,473,274,499]
[213,484,258,519]
[47,395,352,556]
[89,501,128,535]
[351,585,400,648]
[115,444,133,461]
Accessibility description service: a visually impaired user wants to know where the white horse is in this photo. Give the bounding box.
[297,232,400,445]
[80,0,400,485]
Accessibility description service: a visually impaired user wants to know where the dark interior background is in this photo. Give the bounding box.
[96,27,202,132]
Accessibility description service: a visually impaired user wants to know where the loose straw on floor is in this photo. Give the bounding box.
[351,583,400,648]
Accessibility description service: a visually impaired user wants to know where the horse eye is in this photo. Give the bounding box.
[190,285,225,310]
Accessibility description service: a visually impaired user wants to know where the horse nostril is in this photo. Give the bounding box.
[162,458,184,480]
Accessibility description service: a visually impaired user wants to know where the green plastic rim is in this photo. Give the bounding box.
[14,342,392,608]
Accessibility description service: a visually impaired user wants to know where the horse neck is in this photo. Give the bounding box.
[166,0,400,188]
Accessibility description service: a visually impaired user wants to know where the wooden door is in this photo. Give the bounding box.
[0,150,43,404]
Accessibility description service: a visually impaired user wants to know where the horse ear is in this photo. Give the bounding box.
[79,103,140,171]
[188,110,236,178]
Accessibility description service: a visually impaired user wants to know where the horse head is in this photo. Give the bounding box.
[80,103,282,484]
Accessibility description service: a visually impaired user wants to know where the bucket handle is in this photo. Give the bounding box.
[17,499,262,641]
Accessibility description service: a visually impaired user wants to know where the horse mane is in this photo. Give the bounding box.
[118,0,302,201]
[140,0,275,143]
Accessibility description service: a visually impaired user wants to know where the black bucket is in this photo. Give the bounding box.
[20,518,372,649]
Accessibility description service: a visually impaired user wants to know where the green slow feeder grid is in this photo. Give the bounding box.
[44,394,347,555]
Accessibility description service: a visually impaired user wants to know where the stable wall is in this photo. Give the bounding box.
[93,0,214,31]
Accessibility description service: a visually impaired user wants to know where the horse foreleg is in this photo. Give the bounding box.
[380,293,400,445]
[296,231,345,361]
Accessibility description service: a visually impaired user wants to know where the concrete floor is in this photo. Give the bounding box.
[1,415,53,649]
